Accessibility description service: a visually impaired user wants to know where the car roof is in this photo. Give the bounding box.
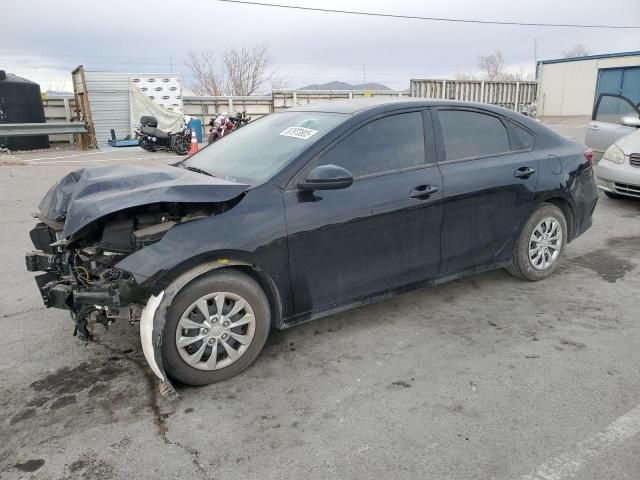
[286,98,530,119]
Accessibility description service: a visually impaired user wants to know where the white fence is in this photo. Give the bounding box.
[410,79,537,111]
[43,84,534,145]
[43,89,408,144]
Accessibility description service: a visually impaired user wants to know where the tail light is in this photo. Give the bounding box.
[584,148,594,167]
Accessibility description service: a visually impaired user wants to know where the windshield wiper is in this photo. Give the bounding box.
[182,165,216,178]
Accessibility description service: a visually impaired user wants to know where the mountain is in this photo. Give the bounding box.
[298,81,391,91]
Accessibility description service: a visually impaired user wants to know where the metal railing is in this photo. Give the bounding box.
[0,122,87,137]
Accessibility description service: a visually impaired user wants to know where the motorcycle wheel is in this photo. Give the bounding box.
[208,132,219,145]
[171,134,191,155]
[139,138,157,152]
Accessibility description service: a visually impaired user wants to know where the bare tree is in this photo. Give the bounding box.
[185,49,224,96]
[563,44,591,58]
[186,46,284,96]
[478,50,507,81]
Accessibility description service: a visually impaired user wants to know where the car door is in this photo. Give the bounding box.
[434,108,539,273]
[586,94,640,160]
[284,110,443,315]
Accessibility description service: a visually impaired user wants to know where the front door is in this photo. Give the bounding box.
[284,110,443,315]
[586,94,640,160]
[434,108,539,273]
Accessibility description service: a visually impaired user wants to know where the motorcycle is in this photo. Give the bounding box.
[207,111,251,145]
[135,116,191,155]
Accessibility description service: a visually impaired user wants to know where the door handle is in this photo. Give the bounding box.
[410,185,439,199]
[589,125,599,131]
[514,167,536,179]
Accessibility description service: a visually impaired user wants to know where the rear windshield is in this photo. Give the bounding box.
[184,111,348,184]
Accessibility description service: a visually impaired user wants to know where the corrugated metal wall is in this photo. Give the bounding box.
[83,71,179,146]
[410,79,537,111]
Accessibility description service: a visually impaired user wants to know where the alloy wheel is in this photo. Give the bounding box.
[175,292,256,371]
[528,217,563,270]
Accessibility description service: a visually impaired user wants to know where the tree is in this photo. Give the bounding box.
[185,49,224,96]
[186,46,285,96]
[478,50,507,81]
[563,44,591,58]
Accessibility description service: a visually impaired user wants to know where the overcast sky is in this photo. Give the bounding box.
[2,0,639,92]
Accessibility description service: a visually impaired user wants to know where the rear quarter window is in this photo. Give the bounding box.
[509,121,535,150]
[438,110,511,161]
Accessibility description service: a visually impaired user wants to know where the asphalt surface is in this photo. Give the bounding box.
[1,123,639,480]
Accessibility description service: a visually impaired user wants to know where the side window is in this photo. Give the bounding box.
[315,112,426,178]
[438,110,511,161]
[594,94,640,124]
[509,121,535,150]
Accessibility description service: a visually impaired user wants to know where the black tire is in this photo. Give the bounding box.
[208,132,218,145]
[171,134,191,155]
[506,203,567,281]
[604,191,624,199]
[161,269,271,385]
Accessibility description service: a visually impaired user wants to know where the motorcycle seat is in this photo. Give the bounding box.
[141,126,169,139]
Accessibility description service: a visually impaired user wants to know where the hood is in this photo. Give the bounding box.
[38,164,249,238]
[616,128,640,155]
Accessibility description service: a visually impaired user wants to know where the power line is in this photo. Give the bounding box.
[215,0,640,29]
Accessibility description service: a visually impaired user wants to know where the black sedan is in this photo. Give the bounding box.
[26,99,598,391]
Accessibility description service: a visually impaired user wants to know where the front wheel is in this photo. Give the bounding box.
[506,203,567,281]
[171,134,191,155]
[161,269,271,385]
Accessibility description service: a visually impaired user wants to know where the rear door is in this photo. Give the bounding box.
[586,94,640,160]
[434,108,539,273]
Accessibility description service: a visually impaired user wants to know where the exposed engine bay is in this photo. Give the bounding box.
[26,203,224,340]
[25,164,248,344]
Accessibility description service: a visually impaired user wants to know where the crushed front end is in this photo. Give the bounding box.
[24,165,248,395]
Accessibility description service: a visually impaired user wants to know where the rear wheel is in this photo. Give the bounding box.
[139,138,157,152]
[171,134,191,155]
[507,203,567,281]
[161,270,271,385]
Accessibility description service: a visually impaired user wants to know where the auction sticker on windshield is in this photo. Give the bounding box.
[280,126,319,140]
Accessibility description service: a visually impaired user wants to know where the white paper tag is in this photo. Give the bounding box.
[280,126,319,140]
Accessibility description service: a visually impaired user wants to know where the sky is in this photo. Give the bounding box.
[1,0,639,92]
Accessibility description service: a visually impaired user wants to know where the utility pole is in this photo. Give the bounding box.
[170,57,173,72]
[362,64,366,90]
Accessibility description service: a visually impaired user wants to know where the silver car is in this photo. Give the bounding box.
[594,128,640,199]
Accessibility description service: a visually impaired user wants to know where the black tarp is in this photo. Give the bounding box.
[0,71,49,150]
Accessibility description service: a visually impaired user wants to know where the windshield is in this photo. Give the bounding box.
[184,111,348,184]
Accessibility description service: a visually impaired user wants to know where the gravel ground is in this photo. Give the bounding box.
[1,123,639,479]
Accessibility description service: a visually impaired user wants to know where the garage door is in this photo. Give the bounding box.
[596,67,640,106]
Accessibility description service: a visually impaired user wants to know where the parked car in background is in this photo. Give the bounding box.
[586,94,640,161]
[595,128,640,199]
[25,99,597,391]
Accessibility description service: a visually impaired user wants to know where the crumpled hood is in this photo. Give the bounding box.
[38,164,249,238]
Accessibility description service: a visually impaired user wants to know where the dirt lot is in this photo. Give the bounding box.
[1,123,639,479]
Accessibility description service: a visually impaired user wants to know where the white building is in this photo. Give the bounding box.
[536,51,640,117]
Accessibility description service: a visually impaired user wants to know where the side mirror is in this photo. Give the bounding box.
[299,164,353,191]
[621,116,640,128]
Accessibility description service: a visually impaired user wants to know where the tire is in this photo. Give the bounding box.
[604,191,624,199]
[161,269,271,385]
[208,132,218,145]
[506,203,567,281]
[171,134,190,155]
